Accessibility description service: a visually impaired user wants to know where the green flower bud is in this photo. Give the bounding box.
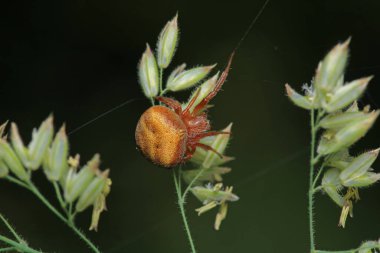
[138,44,159,98]
[285,84,313,110]
[319,111,369,129]
[358,241,379,253]
[185,72,219,112]
[191,184,239,204]
[342,171,380,187]
[322,168,344,207]
[315,38,350,93]
[318,112,379,155]
[10,123,30,167]
[45,125,69,181]
[27,115,54,170]
[64,154,99,203]
[157,14,179,69]
[340,149,379,186]
[0,139,29,181]
[76,169,109,212]
[167,63,186,85]
[203,123,232,169]
[166,65,215,92]
[0,159,9,178]
[324,76,372,113]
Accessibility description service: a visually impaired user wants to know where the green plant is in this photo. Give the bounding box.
[136,15,239,253]
[0,118,111,253]
[286,39,380,253]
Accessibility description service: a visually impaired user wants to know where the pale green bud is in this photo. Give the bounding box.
[315,38,350,92]
[285,84,313,110]
[0,121,8,137]
[342,171,380,187]
[156,14,179,69]
[10,123,30,167]
[203,123,232,169]
[0,159,9,178]
[138,44,159,98]
[64,154,99,203]
[322,168,344,207]
[45,125,69,181]
[324,76,372,113]
[166,65,215,92]
[346,101,359,112]
[0,139,29,181]
[76,169,109,212]
[185,73,219,112]
[191,184,239,204]
[318,112,379,155]
[340,149,379,186]
[27,115,54,170]
[319,111,369,129]
[325,149,352,170]
[358,241,379,253]
[167,63,186,85]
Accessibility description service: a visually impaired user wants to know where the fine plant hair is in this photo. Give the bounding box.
[0,118,111,253]
[286,39,380,253]
[136,15,238,252]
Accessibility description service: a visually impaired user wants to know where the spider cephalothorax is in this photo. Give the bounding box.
[135,53,234,168]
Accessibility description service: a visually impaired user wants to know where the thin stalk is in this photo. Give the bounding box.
[53,182,66,212]
[26,183,100,253]
[173,170,196,253]
[309,108,317,252]
[0,247,15,252]
[182,167,207,201]
[0,213,23,243]
[0,235,41,253]
[159,68,163,94]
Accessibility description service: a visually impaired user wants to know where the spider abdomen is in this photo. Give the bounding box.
[135,106,188,168]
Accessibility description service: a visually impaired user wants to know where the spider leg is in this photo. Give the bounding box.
[195,143,223,158]
[192,51,235,115]
[182,88,201,116]
[183,146,196,161]
[196,131,230,139]
[156,96,183,114]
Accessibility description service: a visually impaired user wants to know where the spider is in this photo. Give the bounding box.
[135,53,234,168]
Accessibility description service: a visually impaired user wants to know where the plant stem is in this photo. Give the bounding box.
[0,213,23,243]
[0,235,41,253]
[173,170,197,253]
[26,183,100,253]
[309,108,317,253]
[53,182,66,212]
[159,68,163,94]
[0,247,15,252]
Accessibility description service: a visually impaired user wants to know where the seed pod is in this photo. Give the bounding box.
[324,76,372,113]
[45,125,69,181]
[156,14,179,69]
[185,73,219,112]
[76,169,109,212]
[167,63,186,85]
[64,155,99,203]
[285,84,313,110]
[340,149,379,186]
[0,139,29,181]
[322,168,344,207]
[314,38,350,93]
[203,123,232,169]
[166,65,215,92]
[27,116,54,170]
[138,44,159,98]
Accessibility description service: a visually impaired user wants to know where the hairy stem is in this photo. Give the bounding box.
[173,170,197,253]
[0,213,23,243]
[0,247,16,252]
[0,235,41,253]
[309,108,317,252]
[27,183,100,253]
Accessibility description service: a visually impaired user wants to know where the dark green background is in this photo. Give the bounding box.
[1,0,380,252]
